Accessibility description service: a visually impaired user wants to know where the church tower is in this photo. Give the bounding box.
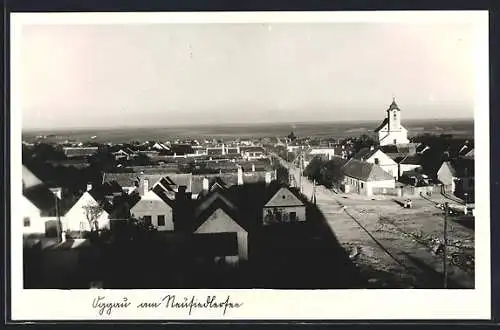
[387,97,401,131]
[374,97,409,146]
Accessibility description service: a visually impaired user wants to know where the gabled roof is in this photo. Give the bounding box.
[374,118,389,132]
[102,172,193,191]
[441,159,474,178]
[192,190,247,232]
[23,185,58,217]
[22,165,43,190]
[400,154,422,165]
[342,159,394,182]
[463,148,474,159]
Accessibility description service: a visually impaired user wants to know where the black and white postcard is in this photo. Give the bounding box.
[10,10,490,320]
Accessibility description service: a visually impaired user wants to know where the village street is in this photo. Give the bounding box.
[274,155,475,288]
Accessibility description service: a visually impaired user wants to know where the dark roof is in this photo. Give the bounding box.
[387,99,401,112]
[374,118,389,132]
[352,147,378,161]
[151,184,176,208]
[87,187,116,214]
[400,154,422,165]
[342,159,394,181]
[102,172,192,191]
[23,185,57,217]
[443,159,475,178]
[192,191,247,232]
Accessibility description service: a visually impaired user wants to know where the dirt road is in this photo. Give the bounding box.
[275,155,474,288]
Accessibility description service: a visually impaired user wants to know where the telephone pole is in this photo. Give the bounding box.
[443,202,449,288]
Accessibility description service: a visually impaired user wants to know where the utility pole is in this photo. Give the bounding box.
[299,155,303,193]
[55,194,61,242]
[443,202,448,289]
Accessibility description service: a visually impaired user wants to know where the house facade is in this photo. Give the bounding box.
[130,186,174,231]
[194,207,248,261]
[353,147,398,179]
[374,98,410,146]
[437,159,474,197]
[342,158,395,196]
[64,191,111,232]
[193,192,249,261]
[262,187,306,225]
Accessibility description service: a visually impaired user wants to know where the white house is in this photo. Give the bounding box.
[129,180,175,231]
[374,98,410,146]
[352,147,399,179]
[308,147,336,160]
[22,184,61,237]
[63,188,111,232]
[342,158,395,196]
[262,186,306,225]
[193,191,248,261]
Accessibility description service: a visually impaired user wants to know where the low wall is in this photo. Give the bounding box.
[372,185,441,197]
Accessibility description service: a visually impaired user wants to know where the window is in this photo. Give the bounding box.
[282,195,286,199]
[361,183,364,188]
[23,217,30,227]
[393,112,397,120]
[143,216,152,226]
[80,221,86,231]
[374,158,379,165]
[393,139,397,144]
[157,215,165,227]
[290,212,297,222]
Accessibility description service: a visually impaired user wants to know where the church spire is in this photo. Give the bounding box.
[388,96,400,112]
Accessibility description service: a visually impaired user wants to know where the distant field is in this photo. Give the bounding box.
[22,119,474,144]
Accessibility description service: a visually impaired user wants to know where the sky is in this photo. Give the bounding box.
[19,21,477,130]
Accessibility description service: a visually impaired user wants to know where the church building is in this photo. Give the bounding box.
[374,98,410,146]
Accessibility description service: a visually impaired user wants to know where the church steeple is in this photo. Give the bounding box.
[387,96,400,112]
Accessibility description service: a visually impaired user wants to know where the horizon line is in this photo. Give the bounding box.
[22,117,474,133]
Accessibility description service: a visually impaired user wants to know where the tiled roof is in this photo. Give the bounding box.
[342,159,394,182]
[190,171,271,195]
[102,172,193,191]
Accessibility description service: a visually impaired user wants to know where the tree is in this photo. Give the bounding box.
[352,134,377,153]
[83,204,104,232]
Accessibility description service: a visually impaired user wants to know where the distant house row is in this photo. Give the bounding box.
[304,142,475,198]
[22,166,304,262]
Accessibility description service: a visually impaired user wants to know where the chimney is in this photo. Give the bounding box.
[222,143,226,155]
[370,145,375,151]
[139,177,149,196]
[86,183,92,192]
[265,172,272,185]
[174,185,190,232]
[251,164,256,172]
[202,177,209,191]
[50,187,62,199]
[237,166,244,185]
